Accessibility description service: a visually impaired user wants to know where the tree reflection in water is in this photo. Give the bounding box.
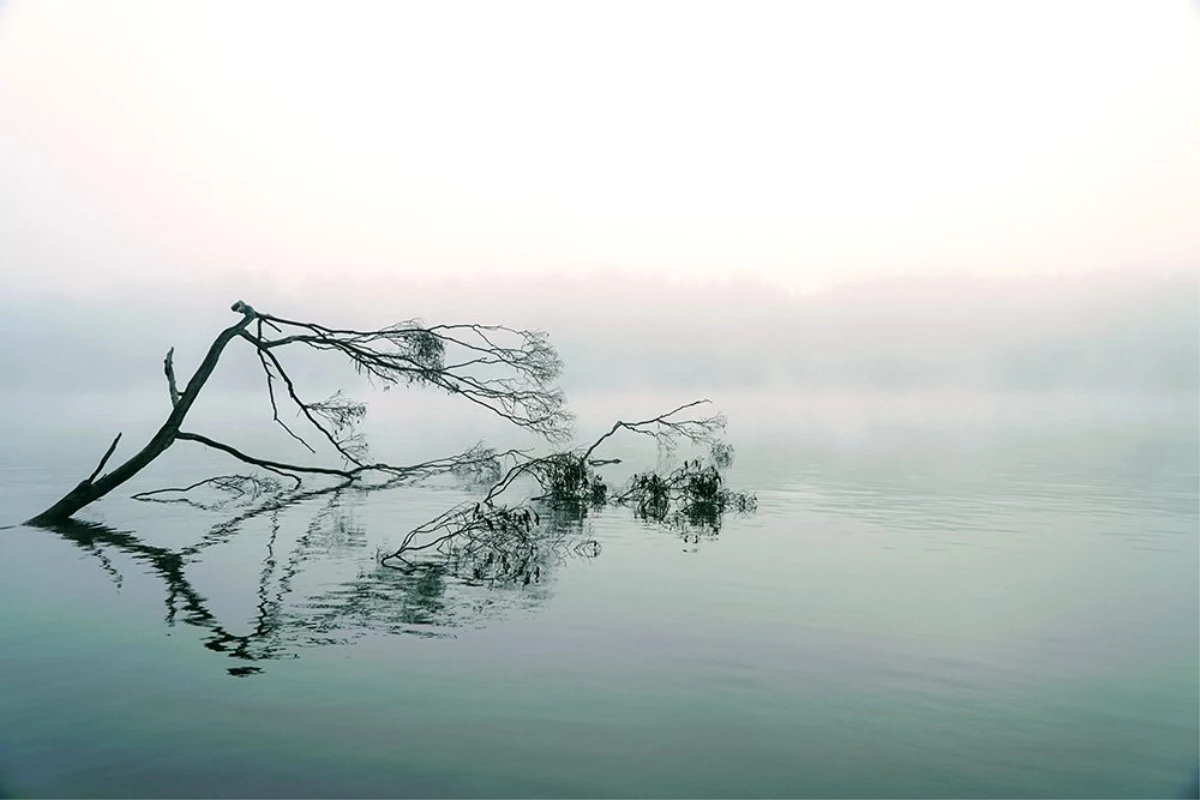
[40,425,754,676]
[40,488,609,675]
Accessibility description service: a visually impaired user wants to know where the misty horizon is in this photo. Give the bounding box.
[4,268,1196,396]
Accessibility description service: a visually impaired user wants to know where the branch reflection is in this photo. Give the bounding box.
[41,490,599,676]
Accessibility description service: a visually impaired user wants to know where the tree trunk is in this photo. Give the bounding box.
[26,305,255,526]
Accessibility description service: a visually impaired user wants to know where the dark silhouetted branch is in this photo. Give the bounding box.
[382,399,752,569]
[581,399,722,463]
[28,299,753,557]
[28,301,257,525]
[86,432,123,484]
[176,431,363,480]
[163,348,181,406]
[26,300,573,525]
[252,321,316,455]
[244,314,572,442]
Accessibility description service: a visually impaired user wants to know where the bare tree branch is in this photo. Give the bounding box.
[19,292,760,670]
[240,330,363,462]
[382,399,751,569]
[86,432,123,484]
[163,348,181,406]
[175,432,364,480]
[28,301,257,525]
[131,475,298,510]
[252,320,316,455]
[581,399,723,463]
[248,313,572,441]
[27,299,753,550]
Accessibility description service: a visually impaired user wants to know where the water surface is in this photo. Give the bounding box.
[1,391,1196,798]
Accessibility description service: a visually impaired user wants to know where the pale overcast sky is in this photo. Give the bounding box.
[1,1,1197,295]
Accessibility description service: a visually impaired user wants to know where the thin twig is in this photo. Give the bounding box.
[251,322,316,454]
[86,433,123,484]
[163,348,181,406]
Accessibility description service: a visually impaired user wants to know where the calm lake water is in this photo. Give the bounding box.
[1,391,1197,798]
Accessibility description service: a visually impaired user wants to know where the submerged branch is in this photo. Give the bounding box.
[382,398,753,570]
[131,475,299,510]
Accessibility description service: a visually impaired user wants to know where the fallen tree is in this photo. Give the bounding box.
[27,300,753,560]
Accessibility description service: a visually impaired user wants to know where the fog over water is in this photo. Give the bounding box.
[4,268,1196,396]
[1,4,1197,797]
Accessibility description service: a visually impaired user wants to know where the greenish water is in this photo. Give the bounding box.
[1,392,1196,798]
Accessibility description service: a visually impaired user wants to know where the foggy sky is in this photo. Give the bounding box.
[2,2,1198,295]
[0,3,1197,401]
